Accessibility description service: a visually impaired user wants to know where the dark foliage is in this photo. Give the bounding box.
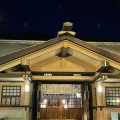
[0,30,115,42]
[77,35,114,42]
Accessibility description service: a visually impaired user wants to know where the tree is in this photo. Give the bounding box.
[0,6,8,39]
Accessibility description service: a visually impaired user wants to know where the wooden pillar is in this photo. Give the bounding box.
[32,82,38,120]
[88,83,93,120]
[97,108,103,120]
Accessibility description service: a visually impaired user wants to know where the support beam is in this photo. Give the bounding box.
[0,60,21,72]
[96,60,109,72]
[31,67,95,72]
[94,72,108,82]
[94,74,101,82]
[21,59,30,71]
[31,56,61,71]
[32,76,94,81]
[60,58,66,67]
[66,56,96,72]
[102,74,120,82]
[61,47,68,57]
[94,73,120,82]
[0,71,31,75]
[5,65,22,73]
[0,77,24,82]
[61,42,69,57]
[0,73,24,77]
[5,68,13,73]
[105,67,120,74]
[0,72,31,82]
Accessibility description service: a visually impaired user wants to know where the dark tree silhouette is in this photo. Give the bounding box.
[77,35,113,42]
[22,31,55,40]
[0,6,10,39]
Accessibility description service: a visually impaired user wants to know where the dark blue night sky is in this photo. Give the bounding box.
[0,0,120,41]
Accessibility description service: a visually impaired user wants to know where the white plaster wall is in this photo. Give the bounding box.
[103,108,120,120]
[92,82,120,120]
[0,82,32,120]
[0,108,26,120]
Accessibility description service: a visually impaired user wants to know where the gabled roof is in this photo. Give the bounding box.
[0,39,120,58]
[0,35,120,66]
[89,42,120,56]
[0,40,44,57]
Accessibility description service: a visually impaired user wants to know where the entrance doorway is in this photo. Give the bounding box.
[39,84,83,120]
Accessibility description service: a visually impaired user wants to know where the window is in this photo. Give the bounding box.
[41,94,60,108]
[105,87,120,106]
[62,94,82,108]
[1,86,21,105]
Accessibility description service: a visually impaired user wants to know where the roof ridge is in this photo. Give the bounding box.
[0,40,45,44]
[87,42,120,45]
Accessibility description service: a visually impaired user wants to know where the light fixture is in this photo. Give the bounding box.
[25,84,30,92]
[43,99,47,104]
[102,75,107,80]
[62,99,66,104]
[113,100,115,103]
[76,93,81,98]
[96,77,101,82]
[41,104,46,108]
[98,85,102,93]
[64,104,68,108]
[116,99,119,102]
[44,73,52,76]
[23,73,31,92]
[73,73,81,76]
[23,74,31,81]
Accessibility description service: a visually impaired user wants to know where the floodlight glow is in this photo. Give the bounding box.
[25,84,30,92]
[62,99,66,104]
[76,93,81,98]
[98,85,102,93]
[113,100,115,103]
[116,99,119,102]
[41,104,46,108]
[43,99,47,104]
[64,104,68,108]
